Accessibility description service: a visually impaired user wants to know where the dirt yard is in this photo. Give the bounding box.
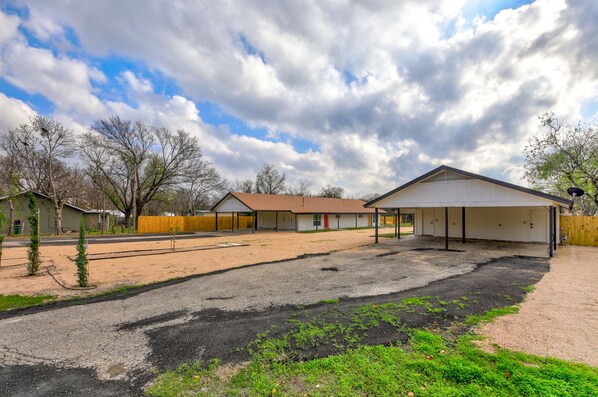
[0,228,410,297]
[481,245,598,367]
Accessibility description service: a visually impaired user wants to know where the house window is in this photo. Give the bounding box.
[358,214,363,218]
[313,214,321,226]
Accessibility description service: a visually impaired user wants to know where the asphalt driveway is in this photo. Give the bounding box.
[0,244,548,396]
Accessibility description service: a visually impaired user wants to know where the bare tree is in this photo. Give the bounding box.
[285,179,313,196]
[230,179,254,193]
[178,161,227,213]
[255,163,286,194]
[81,116,204,226]
[319,184,344,198]
[358,193,381,203]
[0,130,25,236]
[0,116,78,235]
[524,113,598,215]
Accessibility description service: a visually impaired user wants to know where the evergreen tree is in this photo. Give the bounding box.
[75,217,89,287]
[27,192,40,276]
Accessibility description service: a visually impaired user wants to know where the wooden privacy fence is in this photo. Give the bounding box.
[138,214,254,234]
[560,216,598,247]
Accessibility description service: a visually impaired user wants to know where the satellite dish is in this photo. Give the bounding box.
[567,187,585,197]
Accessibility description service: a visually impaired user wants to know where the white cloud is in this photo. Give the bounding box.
[0,10,20,45]
[2,0,598,194]
[0,92,37,130]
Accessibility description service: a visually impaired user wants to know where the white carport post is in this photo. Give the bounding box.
[444,207,449,250]
[375,208,379,243]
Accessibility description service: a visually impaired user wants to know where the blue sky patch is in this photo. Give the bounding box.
[0,78,54,114]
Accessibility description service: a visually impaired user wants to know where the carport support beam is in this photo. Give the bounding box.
[445,207,449,250]
[375,208,379,244]
[215,212,218,232]
[397,208,401,240]
[548,205,555,258]
[552,206,557,251]
[232,212,234,232]
[462,207,465,244]
[275,211,278,231]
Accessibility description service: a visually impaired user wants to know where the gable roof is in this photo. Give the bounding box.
[0,191,103,214]
[212,192,378,214]
[365,165,572,207]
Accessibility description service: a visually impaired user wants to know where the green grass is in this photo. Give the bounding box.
[342,225,394,230]
[147,307,598,397]
[320,298,340,304]
[465,306,520,326]
[0,294,57,312]
[299,229,338,234]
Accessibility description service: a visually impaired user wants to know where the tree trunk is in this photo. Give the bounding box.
[124,210,131,228]
[8,199,14,237]
[54,203,63,235]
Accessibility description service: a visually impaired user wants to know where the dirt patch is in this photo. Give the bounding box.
[481,245,598,367]
[0,228,399,297]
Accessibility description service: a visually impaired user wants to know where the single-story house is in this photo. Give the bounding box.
[365,165,572,257]
[0,191,109,235]
[211,192,381,232]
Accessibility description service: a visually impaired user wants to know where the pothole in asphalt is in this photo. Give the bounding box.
[321,267,339,272]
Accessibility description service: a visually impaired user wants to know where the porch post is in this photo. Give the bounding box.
[552,206,557,251]
[254,211,258,231]
[295,214,298,232]
[462,207,466,244]
[355,214,358,228]
[445,207,449,250]
[276,211,279,231]
[548,205,555,258]
[394,210,398,238]
[375,208,379,244]
[237,212,240,229]
[215,212,219,232]
[232,212,234,232]
[397,208,401,240]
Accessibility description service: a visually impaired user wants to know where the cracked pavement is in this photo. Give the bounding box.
[0,242,545,396]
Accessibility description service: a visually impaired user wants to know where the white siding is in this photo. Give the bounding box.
[415,206,550,242]
[376,178,555,208]
[296,213,370,231]
[297,214,317,231]
[214,195,251,212]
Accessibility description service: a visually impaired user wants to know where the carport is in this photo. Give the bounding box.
[365,165,572,257]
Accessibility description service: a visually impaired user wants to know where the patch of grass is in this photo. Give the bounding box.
[523,285,536,293]
[320,298,340,304]
[465,306,520,325]
[147,327,598,397]
[299,229,338,234]
[0,294,56,312]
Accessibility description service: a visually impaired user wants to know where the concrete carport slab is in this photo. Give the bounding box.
[382,234,551,258]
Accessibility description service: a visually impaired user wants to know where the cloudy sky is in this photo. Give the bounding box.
[1,0,597,196]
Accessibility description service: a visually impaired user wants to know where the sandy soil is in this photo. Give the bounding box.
[0,227,411,297]
[480,245,598,367]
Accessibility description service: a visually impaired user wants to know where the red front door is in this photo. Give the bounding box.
[324,214,329,229]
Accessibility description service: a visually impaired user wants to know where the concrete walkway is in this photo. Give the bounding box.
[481,245,598,366]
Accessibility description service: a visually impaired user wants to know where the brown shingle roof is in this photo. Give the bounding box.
[223,192,376,214]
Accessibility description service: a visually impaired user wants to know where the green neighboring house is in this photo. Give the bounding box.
[0,192,108,235]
